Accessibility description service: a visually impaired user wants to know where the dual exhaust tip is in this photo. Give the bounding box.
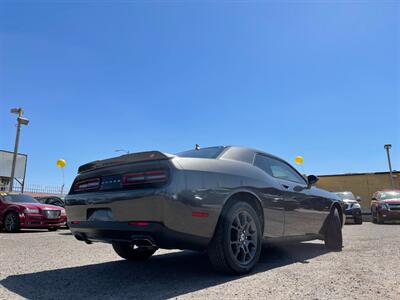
[74,233,157,247]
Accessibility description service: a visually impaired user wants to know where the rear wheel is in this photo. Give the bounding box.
[4,212,20,233]
[207,201,262,274]
[324,208,343,251]
[112,243,158,261]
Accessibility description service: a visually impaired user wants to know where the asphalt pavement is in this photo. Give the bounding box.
[0,222,399,299]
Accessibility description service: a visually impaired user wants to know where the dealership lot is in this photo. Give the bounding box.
[0,223,399,300]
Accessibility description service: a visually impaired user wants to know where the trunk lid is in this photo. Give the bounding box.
[70,151,174,194]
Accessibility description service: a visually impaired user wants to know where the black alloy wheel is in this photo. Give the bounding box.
[229,210,258,265]
[208,201,262,274]
[4,212,20,233]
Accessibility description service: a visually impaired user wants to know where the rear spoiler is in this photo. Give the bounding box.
[78,151,174,174]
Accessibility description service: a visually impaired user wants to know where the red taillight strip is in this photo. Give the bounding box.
[122,173,146,184]
[128,221,150,226]
[74,178,100,192]
[192,212,209,217]
[122,170,167,186]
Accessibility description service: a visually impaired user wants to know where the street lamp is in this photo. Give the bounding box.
[384,144,394,189]
[9,108,29,192]
[115,149,130,155]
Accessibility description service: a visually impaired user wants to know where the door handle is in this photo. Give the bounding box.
[282,184,289,189]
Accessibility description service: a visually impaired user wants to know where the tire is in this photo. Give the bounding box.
[324,208,343,251]
[4,212,20,233]
[376,212,384,224]
[112,243,158,261]
[207,201,262,275]
[372,210,377,223]
[354,216,363,225]
[48,227,58,232]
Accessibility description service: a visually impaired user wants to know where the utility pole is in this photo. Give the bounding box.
[9,108,29,192]
[384,144,394,189]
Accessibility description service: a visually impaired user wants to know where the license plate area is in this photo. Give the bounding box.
[87,208,113,221]
[43,210,61,219]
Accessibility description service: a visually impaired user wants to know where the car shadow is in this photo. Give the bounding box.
[1,241,328,300]
[58,232,73,235]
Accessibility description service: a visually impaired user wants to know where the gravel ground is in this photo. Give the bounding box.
[1,223,399,300]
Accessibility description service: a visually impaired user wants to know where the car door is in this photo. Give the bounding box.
[253,154,285,238]
[259,156,327,236]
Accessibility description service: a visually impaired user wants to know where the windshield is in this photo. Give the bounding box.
[3,194,39,203]
[380,191,400,200]
[176,146,225,159]
[335,192,356,200]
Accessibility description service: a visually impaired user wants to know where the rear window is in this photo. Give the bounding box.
[176,146,225,159]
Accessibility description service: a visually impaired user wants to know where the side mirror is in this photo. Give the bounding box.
[356,196,361,202]
[307,175,319,188]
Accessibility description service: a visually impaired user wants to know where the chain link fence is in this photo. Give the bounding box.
[0,183,66,195]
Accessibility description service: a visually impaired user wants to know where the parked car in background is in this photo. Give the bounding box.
[65,146,344,274]
[35,196,65,207]
[335,191,362,224]
[371,190,400,224]
[0,193,67,232]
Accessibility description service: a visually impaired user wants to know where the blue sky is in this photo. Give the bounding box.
[0,1,399,188]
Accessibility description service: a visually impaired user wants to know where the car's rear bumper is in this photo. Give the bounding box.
[65,189,220,242]
[68,221,209,250]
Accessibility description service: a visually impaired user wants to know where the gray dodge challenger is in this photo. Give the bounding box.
[65,146,344,274]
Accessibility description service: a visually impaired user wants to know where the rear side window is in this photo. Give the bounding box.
[254,155,306,184]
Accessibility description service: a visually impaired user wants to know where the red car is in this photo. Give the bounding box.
[371,190,400,224]
[0,192,67,232]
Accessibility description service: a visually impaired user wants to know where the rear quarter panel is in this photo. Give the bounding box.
[173,157,285,238]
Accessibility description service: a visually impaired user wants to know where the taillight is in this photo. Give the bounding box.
[128,221,150,226]
[122,170,168,186]
[73,178,100,192]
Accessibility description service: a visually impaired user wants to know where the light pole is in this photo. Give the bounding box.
[384,144,394,189]
[9,108,29,192]
[115,149,130,155]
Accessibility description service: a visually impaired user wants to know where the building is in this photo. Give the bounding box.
[316,171,399,212]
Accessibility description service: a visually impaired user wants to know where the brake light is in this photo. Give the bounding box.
[128,221,150,226]
[73,178,100,192]
[122,170,168,186]
[192,212,209,217]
